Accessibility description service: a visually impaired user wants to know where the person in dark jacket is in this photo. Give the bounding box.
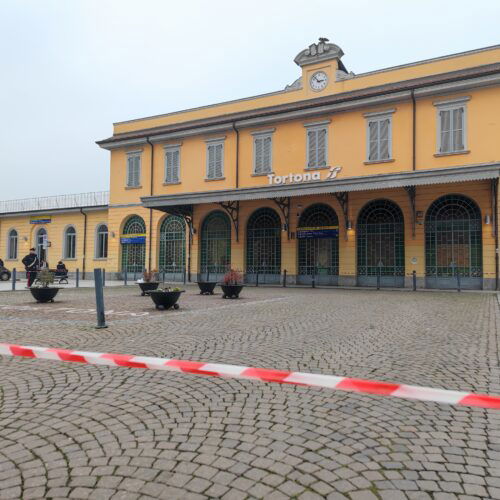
[0,258,4,268]
[56,261,67,276]
[22,248,39,287]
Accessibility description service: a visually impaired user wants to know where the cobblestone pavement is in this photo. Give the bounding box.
[0,285,499,500]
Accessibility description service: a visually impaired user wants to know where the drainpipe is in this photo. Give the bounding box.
[79,208,87,279]
[146,137,154,271]
[232,122,240,188]
[494,179,499,291]
[411,90,416,171]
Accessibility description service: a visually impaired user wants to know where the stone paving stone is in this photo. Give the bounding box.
[0,286,498,498]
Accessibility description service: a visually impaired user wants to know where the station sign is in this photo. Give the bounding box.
[267,166,341,185]
[120,233,146,244]
[30,216,51,224]
[296,226,339,239]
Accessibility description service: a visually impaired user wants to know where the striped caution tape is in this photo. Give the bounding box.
[0,343,499,410]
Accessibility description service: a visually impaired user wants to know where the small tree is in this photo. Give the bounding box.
[223,269,243,285]
[33,269,54,288]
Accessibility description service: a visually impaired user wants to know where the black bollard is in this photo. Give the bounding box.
[412,270,417,291]
[11,268,16,291]
[283,269,287,287]
[456,267,461,292]
[124,270,128,286]
[76,268,80,288]
[183,267,186,284]
[94,268,108,329]
[256,270,259,287]
[102,268,106,287]
[312,268,316,289]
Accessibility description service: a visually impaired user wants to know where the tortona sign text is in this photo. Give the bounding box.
[268,166,341,185]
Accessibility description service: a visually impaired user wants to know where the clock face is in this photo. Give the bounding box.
[310,71,328,91]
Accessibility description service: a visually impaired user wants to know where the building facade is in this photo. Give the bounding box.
[2,40,500,289]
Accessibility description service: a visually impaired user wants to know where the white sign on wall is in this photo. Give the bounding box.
[268,166,341,185]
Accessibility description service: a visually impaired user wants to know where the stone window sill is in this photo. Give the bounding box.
[251,172,273,177]
[5,258,18,261]
[205,177,225,182]
[434,150,470,157]
[93,258,108,261]
[62,258,77,261]
[304,165,330,171]
[125,185,142,190]
[364,159,395,165]
[163,181,181,186]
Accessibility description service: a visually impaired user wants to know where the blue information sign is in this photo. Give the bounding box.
[296,226,339,239]
[120,236,146,244]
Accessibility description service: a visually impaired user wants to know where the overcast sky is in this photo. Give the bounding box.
[1,0,499,201]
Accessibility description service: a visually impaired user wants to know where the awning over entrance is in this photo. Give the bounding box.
[141,163,500,208]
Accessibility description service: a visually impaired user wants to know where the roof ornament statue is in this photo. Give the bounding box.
[293,37,347,72]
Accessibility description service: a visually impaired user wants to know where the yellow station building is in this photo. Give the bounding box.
[2,39,500,289]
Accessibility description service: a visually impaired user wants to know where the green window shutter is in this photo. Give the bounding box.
[440,109,451,153]
[308,130,317,168]
[215,143,223,178]
[379,119,390,159]
[263,136,272,172]
[317,128,327,167]
[207,145,216,178]
[254,137,264,173]
[452,107,464,151]
[368,121,379,161]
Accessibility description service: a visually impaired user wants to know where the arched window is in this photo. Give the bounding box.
[298,204,339,285]
[95,224,108,259]
[246,208,281,283]
[425,195,482,289]
[357,199,404,287]
[8,229,18,260]
[36,228,47,262]
[159,216,185,276]
[64,226,77,259]
[121,216,146,273]
[200,211,231,280]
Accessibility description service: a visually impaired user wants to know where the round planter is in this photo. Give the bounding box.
[137,282,160,296]
[196,281,217,295]
[149,290,184,310]
[220,284,244,299]
[30,287,60,303]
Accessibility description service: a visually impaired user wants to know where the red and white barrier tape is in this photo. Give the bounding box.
[0,343,499,410]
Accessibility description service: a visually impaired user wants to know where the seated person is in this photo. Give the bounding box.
[55,261,68,276]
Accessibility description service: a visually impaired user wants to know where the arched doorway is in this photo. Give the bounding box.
[246,208,281,284]
[357,199,404,287]
[159,215,186,281]
[121,216,146,276]
[425,194,482,289]
[200,211,231,281]
[297,204,339,285]
[35,228,48,263]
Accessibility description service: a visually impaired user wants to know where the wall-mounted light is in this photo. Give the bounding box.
[346,220,353,230]
[282,223,288,232]
[111,231,116,238]
[485,214,491,225]
[23,236,28,242]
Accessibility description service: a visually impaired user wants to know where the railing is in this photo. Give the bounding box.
[0,191,109,214]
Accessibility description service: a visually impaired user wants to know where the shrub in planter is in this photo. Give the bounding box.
[137,269,160,296]
[220,269,244,299]
[149,286,184,310]
[30,269,60,303]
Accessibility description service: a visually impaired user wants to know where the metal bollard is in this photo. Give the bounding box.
[94,268,108,329]
[124,271,128,286]
[11,268,16,291]
[283,269,287,287]
[312,269,316,289]
[162,270,165,283]
[183,267,186,284]
[377,272,381,290]
[102,269,106,287]
[256,270,259,287]
[133,270,137,282]
[76,268,80,288]
[412,270,416,291]
[456,267,461,292]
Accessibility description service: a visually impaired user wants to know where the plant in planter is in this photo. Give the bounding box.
[149,285,185,310]
[29,269,60,303]
[220,269,244,299]
[137,269,160,296]
[196,267,217,295]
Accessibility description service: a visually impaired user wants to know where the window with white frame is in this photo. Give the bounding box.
[126,152,141,187]
[252,130,273,174]
[435,98,468,154]
[8,229,18,259]
[206,139,224,179]
[365,111,393,162]
[64,226,76,259]
[305,122,329,169]
[164,146,180,184]
[95,224,108,259]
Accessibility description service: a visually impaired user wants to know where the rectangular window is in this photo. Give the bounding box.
[164,147,180,184]
[366,115,392,162]
[8,231,18,259]
[306,127,327,169]
[126,153,141,187]
[253,134,273,174]
[206,141,224,179]
[438,106,465,153]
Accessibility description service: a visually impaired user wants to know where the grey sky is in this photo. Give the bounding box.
[1,0,499,201]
